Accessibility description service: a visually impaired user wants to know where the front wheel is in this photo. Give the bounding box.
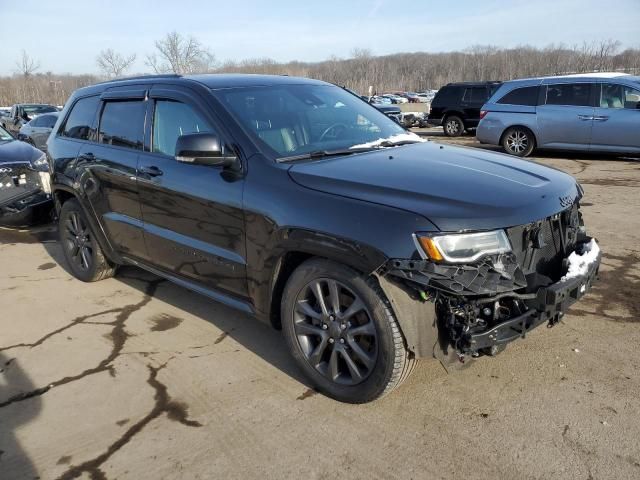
[281,258,415,403]
[502,127,535,157]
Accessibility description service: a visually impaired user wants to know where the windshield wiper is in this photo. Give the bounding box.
[276,147,375,163]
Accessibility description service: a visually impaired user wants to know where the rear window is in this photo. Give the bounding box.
[98,100,146,150]
[497,86,539,106]
[61,96,100,140]
[545,83,592,107]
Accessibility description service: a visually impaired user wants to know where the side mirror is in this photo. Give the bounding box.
[175,133,239,169]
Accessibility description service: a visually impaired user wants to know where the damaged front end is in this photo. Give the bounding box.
[0,160,53,227]
[382,202,601,362]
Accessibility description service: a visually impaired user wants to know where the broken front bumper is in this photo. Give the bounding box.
[469,247,600,350]
[0,165,53,226]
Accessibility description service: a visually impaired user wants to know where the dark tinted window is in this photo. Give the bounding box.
[433,86,462,105]
[545,83,592,107]
[153,100,213,156]
[61,96,99,140]
[497,86,539,106]
[462,87,488,103]
[99,101,146,150]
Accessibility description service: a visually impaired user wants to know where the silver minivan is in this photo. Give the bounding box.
[476,73,640,156]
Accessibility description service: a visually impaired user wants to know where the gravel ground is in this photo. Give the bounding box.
[1,130,639,480]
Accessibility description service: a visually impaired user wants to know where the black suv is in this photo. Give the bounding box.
[428,82,502,136]
[47,74,600,403]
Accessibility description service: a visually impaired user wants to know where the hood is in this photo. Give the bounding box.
[0,139,42,165]
[288,142,580,231]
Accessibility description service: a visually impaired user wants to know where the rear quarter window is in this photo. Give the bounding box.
[432,86,461,105]
[497,86,539,106]
[61,96,100,140]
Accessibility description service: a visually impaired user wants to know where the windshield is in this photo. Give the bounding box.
[0,125,13,141]
[213,84,406,158]
[23,105,57,115]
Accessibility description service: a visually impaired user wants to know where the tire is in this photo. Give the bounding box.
[58,198,117,282]
[502,126,535,157]
[443,115,464,137]
[281,258,415,403]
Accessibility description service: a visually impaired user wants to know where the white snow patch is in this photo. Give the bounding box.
[350,132,426,149]
[560,239,600,282]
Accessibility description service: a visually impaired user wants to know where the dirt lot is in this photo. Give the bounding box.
[1,131,639,480]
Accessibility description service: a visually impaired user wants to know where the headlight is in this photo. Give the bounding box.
[32,153,49,170]
[415,230,512,263]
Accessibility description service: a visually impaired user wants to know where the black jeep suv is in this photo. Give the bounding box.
[47,74,600,403]
[428,81,502,136]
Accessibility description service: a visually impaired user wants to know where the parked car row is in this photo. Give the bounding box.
[427,73,639,156]
[1,103,60,136]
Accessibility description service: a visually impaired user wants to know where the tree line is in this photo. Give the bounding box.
[1,35,638,107]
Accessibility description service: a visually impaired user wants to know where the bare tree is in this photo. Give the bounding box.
[16,50,40,78]
[96,49,137,78]
[146,32,215,74]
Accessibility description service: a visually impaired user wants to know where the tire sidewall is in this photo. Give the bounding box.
[444,116,464,137]
[58,199,101,282]
[281,259,399,403]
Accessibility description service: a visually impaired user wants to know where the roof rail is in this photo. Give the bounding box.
[95,74,182,85]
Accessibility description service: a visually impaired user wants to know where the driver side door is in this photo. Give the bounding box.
[137,87,248,301]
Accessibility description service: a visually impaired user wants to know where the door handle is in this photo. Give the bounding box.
[139,165,163,177]
[577,115,593,121]
[78,152,95,162]
[593,116,609,121]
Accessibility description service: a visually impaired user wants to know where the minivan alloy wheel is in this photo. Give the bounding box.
[505,130,529,154]
[293,278,378,386]
[63,211,93,271]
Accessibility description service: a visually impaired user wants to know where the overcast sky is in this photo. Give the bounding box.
[0,0,638,75]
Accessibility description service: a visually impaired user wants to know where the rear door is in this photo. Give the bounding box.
[460,86,489,127]
[590,82,640,154]
[536,82,595,150]
[80,88,148,258]
[137,86,247,300]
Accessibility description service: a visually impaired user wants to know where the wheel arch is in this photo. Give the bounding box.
[263,230,388,330]
[53,185,122,265]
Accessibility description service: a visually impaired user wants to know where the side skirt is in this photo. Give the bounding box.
[121,255,255,315]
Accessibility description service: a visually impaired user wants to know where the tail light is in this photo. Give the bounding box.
[479,110,489,120]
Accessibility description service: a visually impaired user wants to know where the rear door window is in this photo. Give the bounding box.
[98,100,146,150]
[61,96,100,140]
[462,87,488,103]
[545,83,593,107]
[497,86,539,106]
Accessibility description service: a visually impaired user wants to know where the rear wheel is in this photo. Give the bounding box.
[443,115,464,137]
[281,258,415,403]
[502,127,535,157]
[59,199,116,282]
